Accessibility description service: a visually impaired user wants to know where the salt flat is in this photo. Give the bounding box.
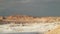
[0,22,59,34]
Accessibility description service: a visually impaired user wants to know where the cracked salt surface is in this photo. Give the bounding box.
[0,22,60,33]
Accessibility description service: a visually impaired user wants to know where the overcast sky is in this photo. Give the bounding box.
[0,0,60,16]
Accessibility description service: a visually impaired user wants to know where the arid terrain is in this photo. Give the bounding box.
[0,15,60,34]
[0,15,60,24]
[45,25,60,34]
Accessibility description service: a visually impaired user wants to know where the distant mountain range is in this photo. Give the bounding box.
[0,15,60,24]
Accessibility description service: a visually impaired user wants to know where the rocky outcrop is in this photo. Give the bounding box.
[0,15,60,24]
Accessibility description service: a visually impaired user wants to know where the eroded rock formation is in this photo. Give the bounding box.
[0,15,60,24]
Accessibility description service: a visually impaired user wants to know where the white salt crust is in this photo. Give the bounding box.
[0,22,60,33]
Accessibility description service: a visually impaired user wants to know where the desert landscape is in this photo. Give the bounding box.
[0,15,60,34]
[0,15,60,24]
[0,0,60,34]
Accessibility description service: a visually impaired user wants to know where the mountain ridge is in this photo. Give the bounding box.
[0,15,60,24]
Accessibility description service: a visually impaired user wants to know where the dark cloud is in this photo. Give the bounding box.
[0,0,60,16]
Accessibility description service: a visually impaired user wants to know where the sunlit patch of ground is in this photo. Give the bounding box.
[0,22,59,34]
